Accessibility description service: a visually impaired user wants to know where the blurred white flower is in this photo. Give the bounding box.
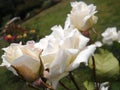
[102,27,118,45]
[0,42,43,82]
[100,82,109,90]
[69,1,98,31]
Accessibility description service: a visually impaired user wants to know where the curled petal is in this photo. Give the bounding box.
[64,15,72,30]
[67,44,97,71]
[11,55,41,82]
[0,55,11,67]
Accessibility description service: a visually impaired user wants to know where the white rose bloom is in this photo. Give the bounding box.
[35,25,89,68]
[70,1,98,31]
[0,42,43,82]
[35,24,101,88]
[102,27,118,45]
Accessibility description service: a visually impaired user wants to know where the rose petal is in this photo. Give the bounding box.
[67,44,97,71]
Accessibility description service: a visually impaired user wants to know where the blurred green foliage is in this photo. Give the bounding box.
[23,0,120,39]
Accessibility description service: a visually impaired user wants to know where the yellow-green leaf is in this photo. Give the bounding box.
[84,81,95,90]
[89,49,119,79]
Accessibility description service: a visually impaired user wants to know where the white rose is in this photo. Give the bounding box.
[35,25,100,88]
[0,42,44,82]
[70,1,98,31]
[36,25,89,68]
[102,27,118,45]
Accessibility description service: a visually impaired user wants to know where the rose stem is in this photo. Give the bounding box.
[69,72,80,90]
[92,56,99,90]
[59,81,71,90]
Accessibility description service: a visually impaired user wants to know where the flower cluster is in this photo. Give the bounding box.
[3,23,38,43]
[0,1,119,90]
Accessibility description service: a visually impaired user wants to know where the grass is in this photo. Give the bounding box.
[23,0,120,37]
[23,0,74,38]
[0,0,120,90]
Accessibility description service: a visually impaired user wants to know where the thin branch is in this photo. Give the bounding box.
[69,72,80,90]
[92,56,99,90]
[59,81,71,90]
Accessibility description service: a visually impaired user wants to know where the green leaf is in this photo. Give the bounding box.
[89,48,119,80]
[109,82,120,90]
[111,41,120,62]
[84,81,95,90]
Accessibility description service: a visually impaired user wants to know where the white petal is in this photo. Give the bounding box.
[78,31,90,50]
[100,82,109,90]
[102,39,113,45]
[49,49,77,80]
[8,66,18,76]
[71,1,87,9]
[0,55,18,76]
[51,25,64,39]
[35,35,53,49]
[95,41,102,47]
[0,55,11,67]
[49,50,69,76]
[67,44,97,71]
[64,15,71,30]
[101,27,118,45]
[41,52,56,68]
